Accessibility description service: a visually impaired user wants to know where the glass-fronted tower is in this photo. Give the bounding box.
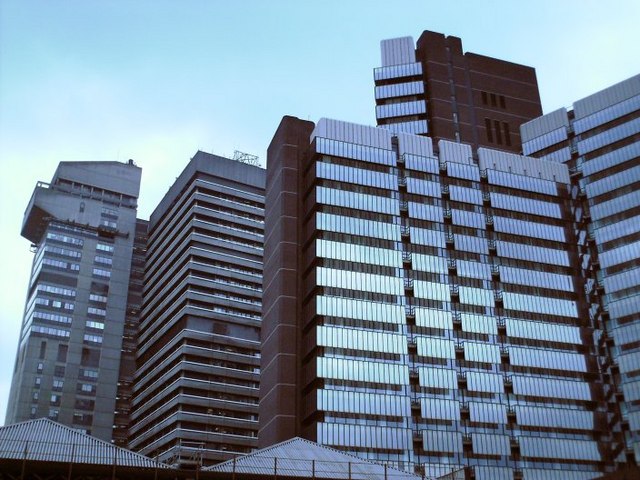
[522,74,640,466]
[6,160,142,442]
[128,151,264,467]
[260,116,615,479]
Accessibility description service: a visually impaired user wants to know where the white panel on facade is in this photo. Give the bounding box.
[521,107,570,144]
[438,140,473,165]
[317,390,410,417]
[421,398,460,421]
[380,36,415,67]
[474,466,512,480]
[415,308,453,330]
[469,402,507,424]
[467,372,504,393]
[416,337,455,359]
[461,313,497,335]
[573,74,640,119]
[478,148,569,184]
[418,367,457,389]
[311,118,392,149]
[422,430,463,453]
[464,342,501,364]
[397,131,433,158]
[472,433,511,455]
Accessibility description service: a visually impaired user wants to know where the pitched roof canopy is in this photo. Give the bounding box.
[205,437,422,479]
[0,418,170,469]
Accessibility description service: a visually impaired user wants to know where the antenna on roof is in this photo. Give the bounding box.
[232,150,260,166]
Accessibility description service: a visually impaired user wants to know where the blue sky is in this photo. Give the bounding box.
[1,0,639,424]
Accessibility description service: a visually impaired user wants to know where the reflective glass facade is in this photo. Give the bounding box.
[261,117,614,479]
[128,151,264,467]
[6,161,142,443]
[522,74,640,467]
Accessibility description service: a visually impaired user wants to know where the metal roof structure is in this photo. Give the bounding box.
[0,418,170,469]
[205,437,424,479]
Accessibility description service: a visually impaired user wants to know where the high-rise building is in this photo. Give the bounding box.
[260,116,615,479]
[521,74,640,465]
[6,160,142,442]
[374,31,542,153]
[128,151,265,467]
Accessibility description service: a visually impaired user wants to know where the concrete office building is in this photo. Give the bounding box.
[6,161,142,443]
[128,151,264,467]
[522,74,640,465]
[374,32,542,153]
[260,116,615,479]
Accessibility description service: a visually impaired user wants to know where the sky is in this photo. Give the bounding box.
[1,0,639,425]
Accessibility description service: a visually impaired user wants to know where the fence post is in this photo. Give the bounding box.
[312,459,315,480]
[20,440,28,480]
[274,457,277,480]
[67,443,75,480]
[111,445,117,480]
[348,461,352,480]
[232,456,236,480]
[384,464,388,480]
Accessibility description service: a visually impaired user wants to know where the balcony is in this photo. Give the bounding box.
[445,233,455,245]
[404,278,414,290]
[402,252,412,264]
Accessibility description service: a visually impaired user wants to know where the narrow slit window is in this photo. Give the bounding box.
[485,118,493,142]
[502,122,511,146]
[494,120,503,144]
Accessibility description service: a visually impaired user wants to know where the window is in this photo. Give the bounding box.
[490,93,497,107]
[89,293,108,304]
[499,95,506,108]
[57,344,68,363]
[39,341,46,360]
[86,320,105,330]
[502,122,512,146]
[96,243,114,254]
[54,365,65,377]
[36,362,44,373]
[83,334,103,344]
[52,380,64,391]
[81,348,100,367]
[481,91,488,105]
[94,256,113,266]
[48,409,59,420]
[494,120,503,144]
[485,118,493,142]
[92,268,111,279]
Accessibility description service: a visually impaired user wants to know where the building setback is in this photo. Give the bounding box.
[374,31,542,153]
[6,160,142,442]
[522,74,640,465]
[128,151,264,467]
[260,116,616,479]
